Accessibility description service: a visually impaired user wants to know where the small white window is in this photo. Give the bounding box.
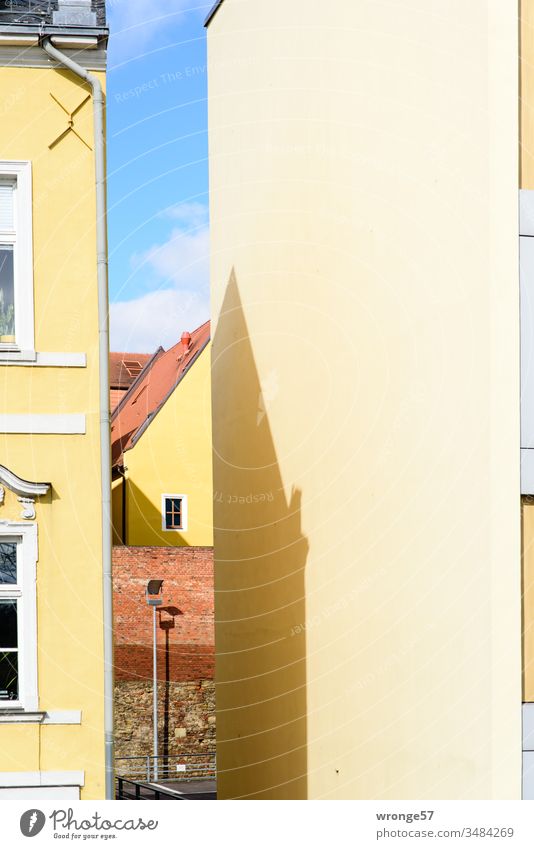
[0,525,38,711]
[162,494,188,532]
[0,161,34,354]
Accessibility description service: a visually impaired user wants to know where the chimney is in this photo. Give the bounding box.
[53,0,97,26]
[181,331,192,353]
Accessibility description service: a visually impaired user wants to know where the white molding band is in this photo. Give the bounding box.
[0,352,86,367]
[0,46,106,70]
[0,414,86,434]
[51,36,98,49]
[0,771,84,788]
[43,710,82,725]
[0,36,38,47]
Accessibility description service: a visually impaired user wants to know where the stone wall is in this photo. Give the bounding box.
[113,546,215,767]
[114,680,216,765]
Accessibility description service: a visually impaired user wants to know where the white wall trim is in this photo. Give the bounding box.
[43,710,82,725]
[0,771,84,788]
[0,414,86,434]
[0,46,107,70]
[0,36,39,47]
[50,36,98,49]
[0,352,86,367]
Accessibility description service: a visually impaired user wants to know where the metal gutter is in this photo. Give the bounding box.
[0,23,109,41]
[41,36,114,801]
[204,0,226,27]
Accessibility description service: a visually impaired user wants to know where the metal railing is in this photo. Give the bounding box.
[0,0,52,23]
[116,777,187,801]
[115,753,216,783]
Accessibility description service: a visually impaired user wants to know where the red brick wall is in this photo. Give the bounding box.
[113,546,214,683]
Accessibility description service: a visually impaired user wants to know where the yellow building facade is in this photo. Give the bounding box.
[207,0,522,798]
[0,1,109,800]
[111,324,213,547]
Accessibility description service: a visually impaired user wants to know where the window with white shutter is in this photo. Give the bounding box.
[0,162,34,354]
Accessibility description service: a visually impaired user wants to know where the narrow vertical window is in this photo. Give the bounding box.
[0,542,19,701]
[166,498,182,529]
[0,528,38,711]
[0,183,15,344]
[162,494,188,532]
[0,162,34,354]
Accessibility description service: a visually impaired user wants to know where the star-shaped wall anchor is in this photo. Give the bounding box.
[48,92,92,150]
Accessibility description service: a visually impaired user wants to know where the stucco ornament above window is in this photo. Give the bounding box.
[0,465,49,497]
[0,466,49,521]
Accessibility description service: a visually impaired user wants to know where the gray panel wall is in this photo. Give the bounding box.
[520,190,534,493]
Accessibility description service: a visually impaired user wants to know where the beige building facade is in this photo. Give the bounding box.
[207,0,524,798]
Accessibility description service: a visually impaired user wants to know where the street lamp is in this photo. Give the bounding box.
[158,606,183,777]
[146,579,163,780]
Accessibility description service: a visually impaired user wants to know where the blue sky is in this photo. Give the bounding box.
[106,0,212,352]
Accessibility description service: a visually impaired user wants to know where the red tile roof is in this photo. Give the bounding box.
[110,352,153,389]
[111,321,210,469]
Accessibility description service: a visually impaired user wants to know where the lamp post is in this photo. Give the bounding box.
[146,579,163,780]
[158,606,182,778]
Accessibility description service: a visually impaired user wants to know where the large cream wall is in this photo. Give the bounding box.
[208,0,521,799]
[0,65,106,798]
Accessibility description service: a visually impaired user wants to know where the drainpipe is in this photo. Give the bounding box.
[117,465,128,545]
[41,37,114,801]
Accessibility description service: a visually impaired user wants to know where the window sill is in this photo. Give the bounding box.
[0,709,81,724]
[0,351,86,367]
[0,710,45,723]
[0,348,33,359]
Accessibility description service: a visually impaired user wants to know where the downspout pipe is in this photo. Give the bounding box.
[116,465,127,545]
[41,37,114,801]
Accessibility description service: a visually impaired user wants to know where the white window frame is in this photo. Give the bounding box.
[161,494,188,533]
[0,161,34,355]
[0,524,38,712]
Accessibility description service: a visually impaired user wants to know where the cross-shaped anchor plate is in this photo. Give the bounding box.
[48,92,92,150]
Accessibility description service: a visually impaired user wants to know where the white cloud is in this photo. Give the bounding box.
[131,222,209,290]
[110,202,210,351]
[108,0,208,61]
[158,201,208,227]
[110,287,209,352]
